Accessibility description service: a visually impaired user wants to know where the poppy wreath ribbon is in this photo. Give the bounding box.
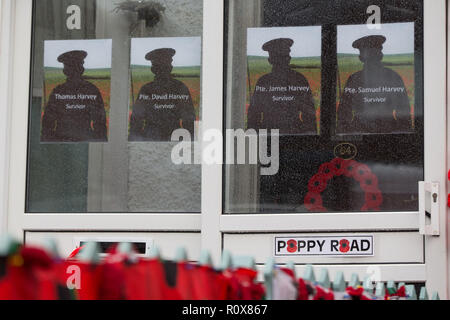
[346,287,372,300]
[305,158,383,212]
[385,285,407,300]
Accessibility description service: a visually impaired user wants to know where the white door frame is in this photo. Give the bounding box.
[201,0,449,298]
[0,0,15,235]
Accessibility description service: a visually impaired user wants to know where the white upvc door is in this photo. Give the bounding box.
[202,0,449,298]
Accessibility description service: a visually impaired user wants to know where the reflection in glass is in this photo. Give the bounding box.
[27,0,203,213]
[224,0,424,214]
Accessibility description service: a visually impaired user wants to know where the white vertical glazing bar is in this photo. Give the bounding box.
[7,0,32,240]
[201,0,224,265]
[0,0,15,234]
[446,0,450,300]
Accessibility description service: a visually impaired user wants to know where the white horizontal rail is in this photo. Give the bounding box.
[17,214,201,231]
[221,212,419,232]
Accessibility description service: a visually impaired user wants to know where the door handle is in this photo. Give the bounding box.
[418,182,440,236]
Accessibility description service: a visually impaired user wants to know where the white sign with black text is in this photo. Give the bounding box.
[275,236,374,257]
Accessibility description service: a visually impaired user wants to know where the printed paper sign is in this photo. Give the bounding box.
[246,26,322,136]
[336,22,415,135]
[275,236,374,257]
[42,39,112,143]
[129,36,201,142]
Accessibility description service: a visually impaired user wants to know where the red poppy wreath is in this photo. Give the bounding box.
[304,158,383,212]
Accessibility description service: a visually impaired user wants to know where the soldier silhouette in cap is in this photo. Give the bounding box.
[337,35,412,134]
[247,38,316,135]
[129,48,196,141]
[42,50,107,142]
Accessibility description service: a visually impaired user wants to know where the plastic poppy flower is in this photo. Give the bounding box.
[342,160,359,178]
[353,164,372,183]
[339,239,350,253]
[308,174,328,193]
[385,285,407,300]
[313,286,334,300]
[360,174,379,193]
[365,191,383,208]
[318,162,336,181]
[304,192,323,211]
[331,158,345,176]
[297,279,310,300]
[346,287,371,300]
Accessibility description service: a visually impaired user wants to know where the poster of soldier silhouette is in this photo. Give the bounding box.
[336,23,415,135]
[246,26,322,136]
[129,37,201,142]
[42,39,112,143]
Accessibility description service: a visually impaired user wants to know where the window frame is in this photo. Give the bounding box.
[217,0,444,233]
[7,0,203,240]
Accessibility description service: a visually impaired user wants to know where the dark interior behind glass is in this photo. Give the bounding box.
[224,0,423,214]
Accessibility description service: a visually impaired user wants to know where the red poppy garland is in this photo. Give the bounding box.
[304,158,383,212]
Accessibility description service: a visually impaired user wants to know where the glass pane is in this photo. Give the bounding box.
[224,0,423,214]
[27,0,203,213]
